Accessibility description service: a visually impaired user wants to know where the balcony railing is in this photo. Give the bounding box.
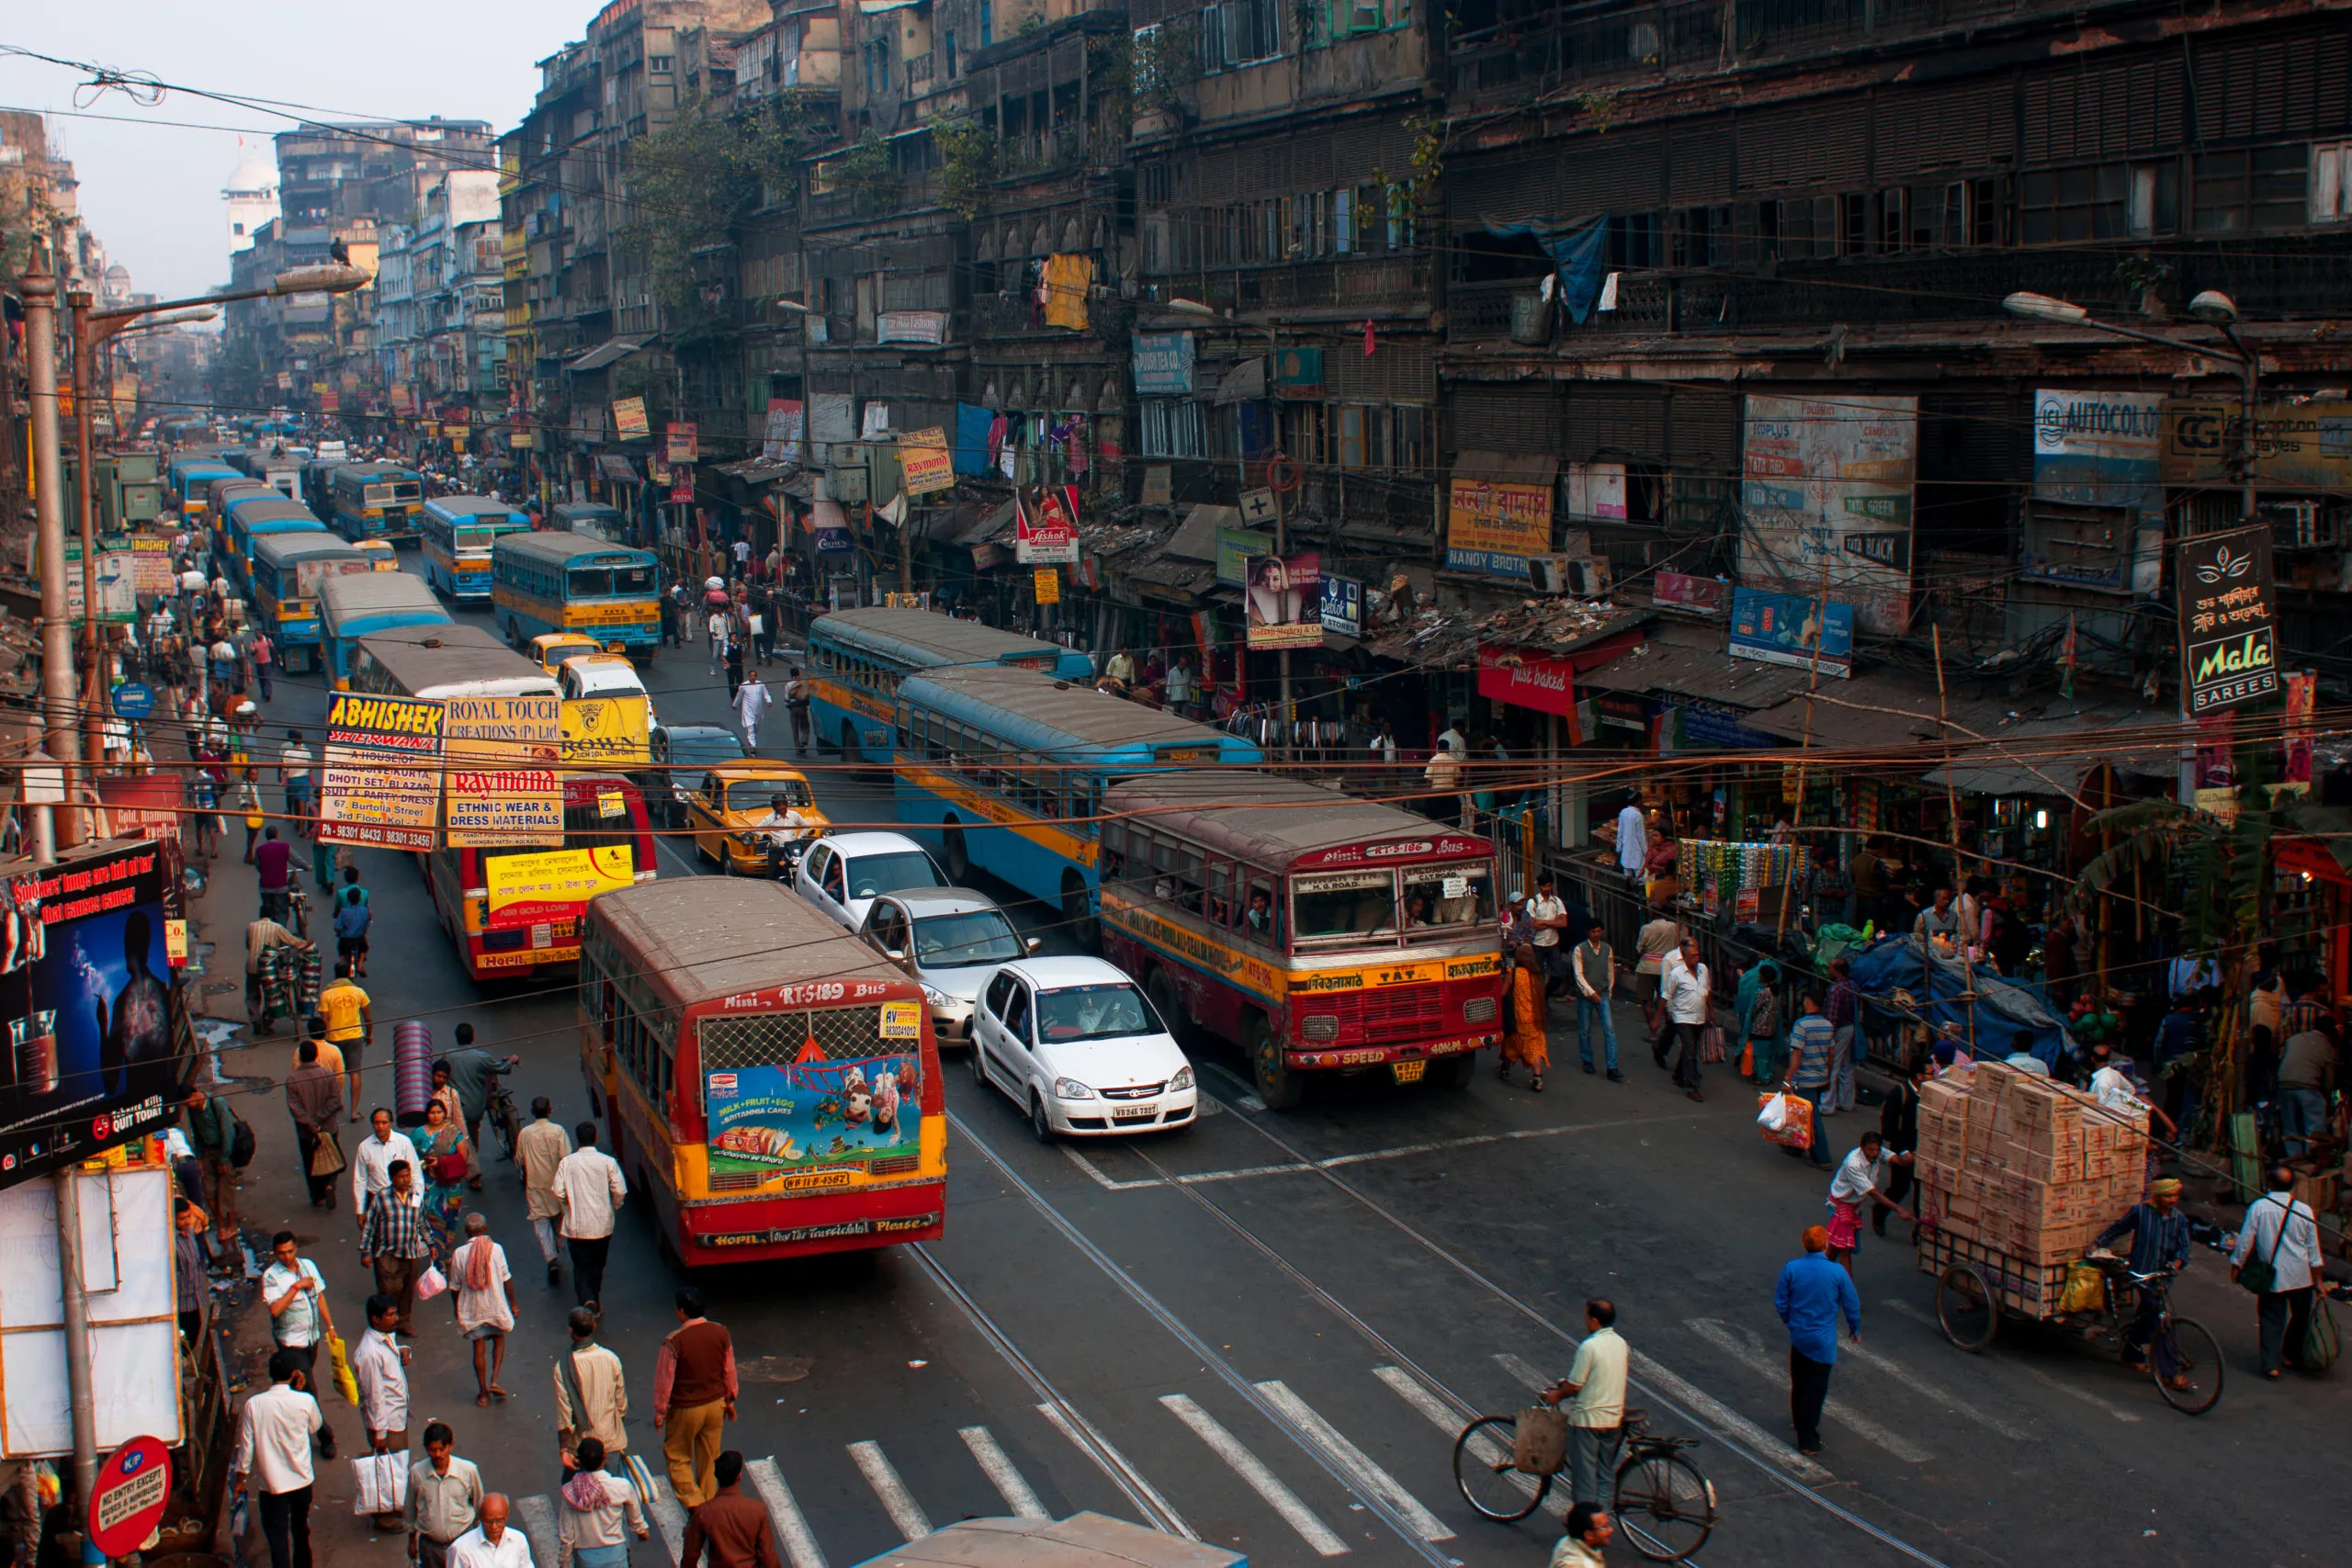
[1148,255,1431,316]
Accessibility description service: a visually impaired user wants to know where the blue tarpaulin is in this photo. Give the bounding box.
[1483,218,1611,323]
[954,404,994,475]
[1843,937,2077,1066]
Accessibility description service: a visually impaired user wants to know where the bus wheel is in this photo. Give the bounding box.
[840,719,858,760]
[1061,873,1095,949]
[943,821,969,881]
[1245,1014,1303,1111]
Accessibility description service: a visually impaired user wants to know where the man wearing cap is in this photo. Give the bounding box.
[2092,1178,2191,1382]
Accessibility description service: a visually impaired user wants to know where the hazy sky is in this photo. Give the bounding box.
[5,3,592,299]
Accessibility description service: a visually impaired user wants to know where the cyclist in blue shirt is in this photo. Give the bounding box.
[334,887,372,979]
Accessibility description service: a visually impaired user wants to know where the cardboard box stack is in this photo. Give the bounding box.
[1915,1061,2152,1278]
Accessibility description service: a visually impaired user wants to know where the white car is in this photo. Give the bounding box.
[560,651,660,733]
[795,831,947,933]
[857,887,1040,1043]
[970,955,1197,1140]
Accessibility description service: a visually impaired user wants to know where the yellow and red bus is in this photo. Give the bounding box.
[578,878,945,1268]
[1098,772,1505,1110]
[427,773,658,982]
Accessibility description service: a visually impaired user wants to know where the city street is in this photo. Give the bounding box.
[182,558,2345,1568]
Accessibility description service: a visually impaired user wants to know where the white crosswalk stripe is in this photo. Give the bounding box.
[628,1455,689,1566]
[1681,1319,1930,1462]
[1034,1401,1198,1540]
[746,1456,831,1568]
[514,1494,560,1568]
[959,1426,1050,1519]
[1159,1393,1350,1557]
[1495,1348,1835,1486]
[1373,1365,1561,1521]
[1253,1381,1453,1541]
[848,1439,935,1540]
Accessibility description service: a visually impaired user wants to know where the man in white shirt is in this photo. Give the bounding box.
[1825,1130,1913,1269]
[353,1107,421,1230]
[1163,655,1195,717]
[352,1294,412,1529]
[447,1495,533,1568]
[515,1100,573,1285]
[2232,1164,2326,1378]
[262,1230,333,1382]
[735,671,772,750]
[1661,938,1711,1100]
[552,1121,628,1312]
[233,1349,324,1568]
[1615,793,1648,880]
[1544,1299,1630,1506]
[1527,874,1569,1002]
[1103,648,1136,687]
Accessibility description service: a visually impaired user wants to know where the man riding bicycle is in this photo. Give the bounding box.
[2090,1176,2191,1384]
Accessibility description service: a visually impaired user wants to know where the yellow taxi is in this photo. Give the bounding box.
[684,762,829,874]
[530,631,605,680]
[355,539,401,570]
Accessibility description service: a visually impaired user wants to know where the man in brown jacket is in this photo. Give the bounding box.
[284,1039,341,1207]
[680,1452,778,1568]
[653,1287,737,1507]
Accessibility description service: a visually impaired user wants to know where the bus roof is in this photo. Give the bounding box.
[252,535,364,570]
[494,530,655,570]
[815,608,1077,672]
[1103,772,1491,869]
[424,495,529,524]
[900,666,1258,762]
[589,879,905,1008]
[225,494,319,524]
[331,463,421,482]
[321,571,446,627]
[354,624,557,698]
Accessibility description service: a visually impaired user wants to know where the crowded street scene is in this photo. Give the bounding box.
[3,4,2352,1566]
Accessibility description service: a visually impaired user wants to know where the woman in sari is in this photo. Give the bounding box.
[1498,943,1550,1092]
[413,1100,472,1269]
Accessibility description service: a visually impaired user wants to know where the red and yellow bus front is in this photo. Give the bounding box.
[432,776,657,981]
[641,978,946,1266]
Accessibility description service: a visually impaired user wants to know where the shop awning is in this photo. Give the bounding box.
[715,457,797,485]
[1214,357,1266,405]
[1918,710,2182,799]
[596,455,638,481]
[567,334,655,373]
[954,500,1017,546]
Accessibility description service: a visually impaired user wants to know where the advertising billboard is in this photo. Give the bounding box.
[2030,389,2165,594]
[705,1045,923,1183]
[1740,393,1917,636]
[443,695,564,848]
[1728,587,1855,678]
[2176,525,2278,716]
[1244,553,1323,649]
[1445,478,1553,581]
[319,693,446,850]
[0,842,186,1188]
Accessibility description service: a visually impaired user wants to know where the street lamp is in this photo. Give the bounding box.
[773,297,812,468]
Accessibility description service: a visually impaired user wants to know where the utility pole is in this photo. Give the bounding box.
[20,258,85,849]
[52,1168,100,1568]
[68,289,105,776]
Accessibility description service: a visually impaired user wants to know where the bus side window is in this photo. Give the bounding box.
[1241,873,1280,946]
[1175,847,1204,917]
[1208,857,1233,927]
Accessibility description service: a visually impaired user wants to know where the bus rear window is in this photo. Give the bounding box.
[1293,870,1396,942]
[391,482,422,502]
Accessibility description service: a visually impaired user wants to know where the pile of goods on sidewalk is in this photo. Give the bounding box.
[1913,1060,2149,1312]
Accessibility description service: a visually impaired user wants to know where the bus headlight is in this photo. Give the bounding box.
[1464,996,1499,1025]
[1301,1015,1340,1042]
[1053,1077,1095,1100]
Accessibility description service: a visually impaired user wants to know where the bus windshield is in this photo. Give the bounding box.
[1293,870,1397,942]
[1402,862,1497,931]
[724,778,813,811]
[843,851,941,901]
[1035,983,1160,1043]
[912,909,1023,968]
[569,564,657,598]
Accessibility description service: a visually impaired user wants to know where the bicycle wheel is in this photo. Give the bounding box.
[1612,1451,1715,1562]
[1452,1416,1548,1522]
[1937,1264,1999,1352]
[2153,1316,2224,1415]
[493,1100,521,1163]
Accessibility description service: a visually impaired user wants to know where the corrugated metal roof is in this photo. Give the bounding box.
[1104,771,1487,866]
[1577,640,1812,708]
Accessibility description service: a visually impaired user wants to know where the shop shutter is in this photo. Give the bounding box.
[2023,55,2184,164]
[1874,77,2016,180]
[1666,387,1739,476]
[1566,384,1668,460]
[1449,382,1564,456]
[1734,97,1867,190]
[1917,391,2029,486]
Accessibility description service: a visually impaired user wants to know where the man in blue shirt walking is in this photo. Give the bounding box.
[1774,1224,1861,1455]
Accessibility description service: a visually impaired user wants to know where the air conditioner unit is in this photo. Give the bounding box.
[1526,555,1573,594]
[1565,556,1611,597]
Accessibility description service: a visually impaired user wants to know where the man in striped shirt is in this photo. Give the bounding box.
[360,1160,432,1335]
[1781,991,1838,1168]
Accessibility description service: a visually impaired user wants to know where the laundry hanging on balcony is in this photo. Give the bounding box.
[1040,254,1093,331]
[1481,217,1611,324]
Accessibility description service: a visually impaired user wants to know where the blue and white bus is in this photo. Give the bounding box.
[891,664,1263,937]
[808,607,1095,763]
[327,464,425,544]
[319,570,451,687]
[220,496,328,592]
[252,536,373,673]
[167,457,240,521]
[491,532,660,661]
[421,496,532,602]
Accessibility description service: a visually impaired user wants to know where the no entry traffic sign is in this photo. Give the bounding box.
[88,1435,171,1559]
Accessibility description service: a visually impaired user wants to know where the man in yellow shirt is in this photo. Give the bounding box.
[318,959,372,1122]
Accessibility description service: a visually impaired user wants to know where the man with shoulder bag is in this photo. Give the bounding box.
[2231,1164,2325,1379]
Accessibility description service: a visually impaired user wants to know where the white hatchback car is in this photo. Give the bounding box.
[794,831,947,933]
[970,955,1197,1140]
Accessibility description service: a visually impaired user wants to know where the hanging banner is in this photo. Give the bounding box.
[2175,525,2278,716]
[442,695,564,847]
[761,398,804,463]
[319,692,446,850]
[898,429,955,496]
[611,397,649,441]
[1015,487,1080,564]
[1320,575,1363,637]
[2281,671,2316,796]
[1476,646,1575,716]
[1033,567,1061,605]
[0,840,183,1190]
[1740,392,1917,636]
[666,423,699,463]
[483,846,637,930]
[1244,552,1323,649]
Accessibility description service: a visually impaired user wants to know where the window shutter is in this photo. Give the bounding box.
[1566,385,1668,460]
[1874,78,2016,181]
[1449,384,1563,456]
[1734,98,1868,190]
[1668,126,1733,207]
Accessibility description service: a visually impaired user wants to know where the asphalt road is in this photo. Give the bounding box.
[206,556,2349,1568]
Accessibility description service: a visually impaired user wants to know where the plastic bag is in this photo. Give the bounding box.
[2057,1263,2107,1314]
[1511,1405,1567,1476]
[351,1452,408,1516]
[413,1264,448,1302]
[326,1330,359,1405]
[1758,1091,1813,1149]
[1757,1094,1789,1133]
[2304,1296,2341,1375]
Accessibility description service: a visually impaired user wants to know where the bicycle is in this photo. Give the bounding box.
[1453,1406,1715,1562]
[1932,1247,2222,1416]
[485,1057,523,1163]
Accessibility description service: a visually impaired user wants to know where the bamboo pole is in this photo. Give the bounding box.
[1933,627,1978,1056]
[1776,553,1833,944]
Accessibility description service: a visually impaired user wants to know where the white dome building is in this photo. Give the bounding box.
[222,146,279,255]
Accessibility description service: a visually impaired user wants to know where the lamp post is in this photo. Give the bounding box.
[2004,289,2257,809]
[1170,299,1293,759]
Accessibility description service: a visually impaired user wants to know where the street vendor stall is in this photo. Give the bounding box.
[1842,934,2076,1068]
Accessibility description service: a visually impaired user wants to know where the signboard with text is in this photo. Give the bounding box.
[1727,588,1854,678]
[1476,646,1576,717]
[1015,487,1080,564]
[666,423,699,463]
[1132,333,1196,395]
[319,693,446,850]
[1445,478,1553,581]
[1320,575,1363,637]
[898,429,955,496]
[1740,392,1917,636]
[1244,552,1323,649]
[611,397,649,441]
[2176,525,2278,716]
[2029,389,2165,594]
[442,695,564,848]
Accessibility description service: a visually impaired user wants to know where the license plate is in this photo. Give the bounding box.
[1112,1104,1157,1121]
[1392,1059,1426,1084]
